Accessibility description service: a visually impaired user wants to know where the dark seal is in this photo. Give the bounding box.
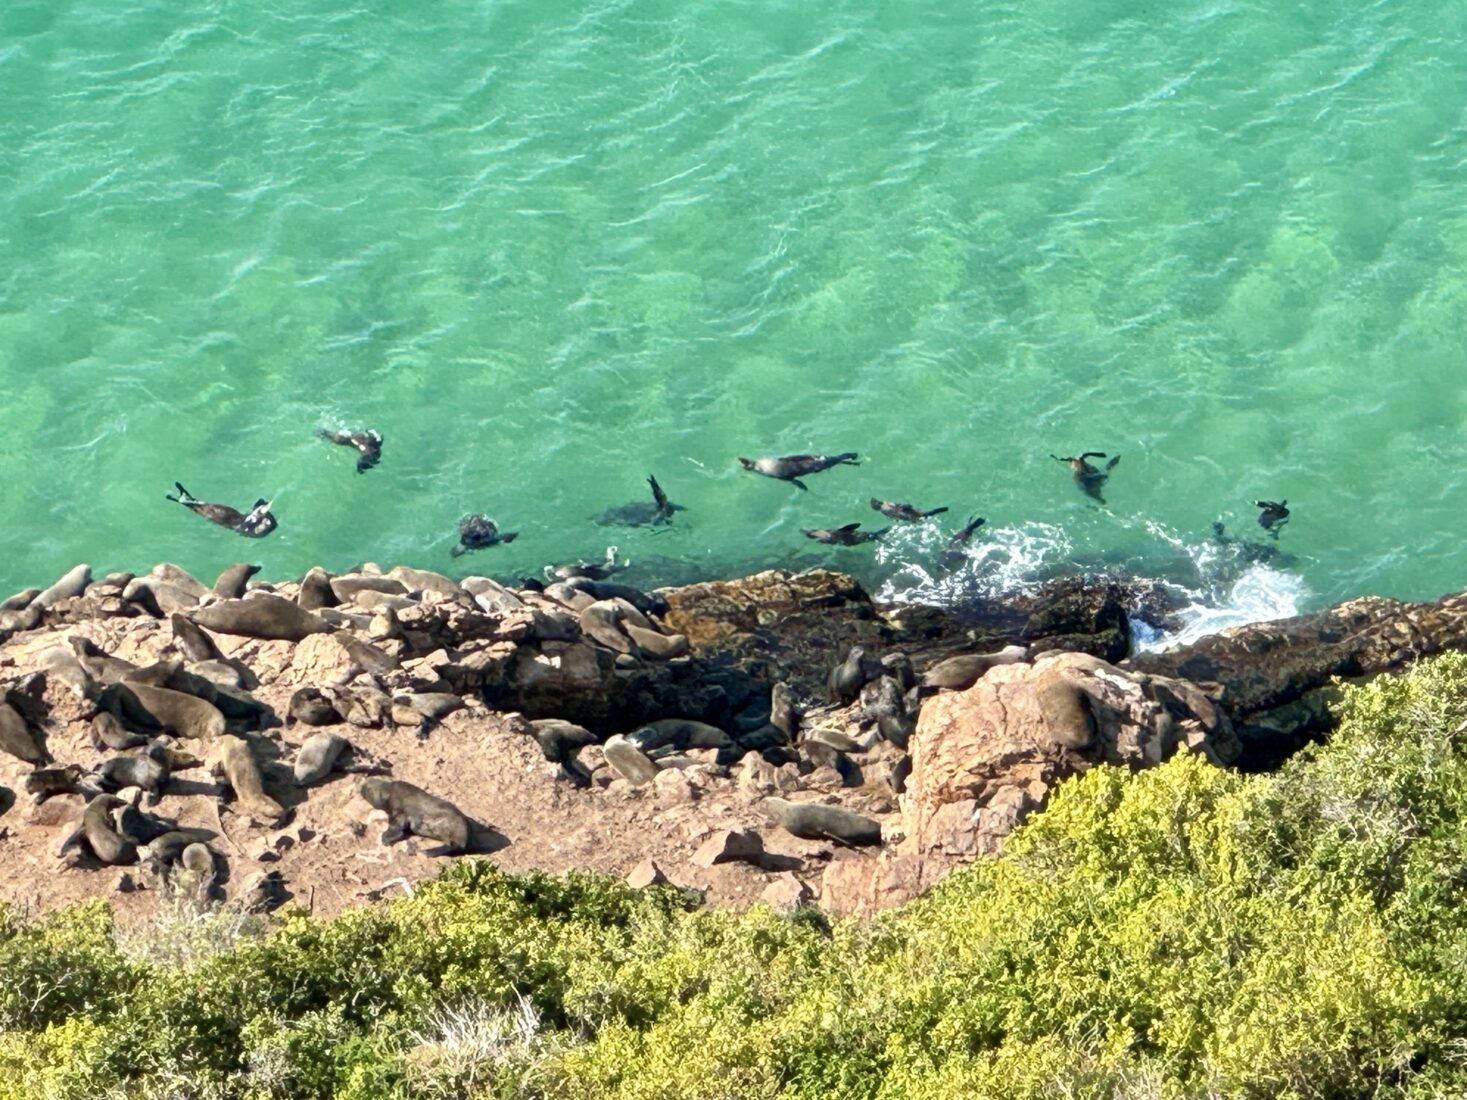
[316,428,383,473]
[737,452,858,490]
[451,514,518,557]
[596,475,684,527]
[1051,453,1121,503]
[166,483,276,538]
[802,523,886,546]
[870,498,948,522]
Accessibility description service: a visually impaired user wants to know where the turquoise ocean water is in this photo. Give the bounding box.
[3,0,1466,641]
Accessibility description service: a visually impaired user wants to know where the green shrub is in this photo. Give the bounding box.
[11,654,1467,1097]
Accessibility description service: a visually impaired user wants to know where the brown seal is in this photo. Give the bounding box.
[208,735,287,826]
[358,777,470,853]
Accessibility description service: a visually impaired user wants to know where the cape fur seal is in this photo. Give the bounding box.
[0,700,49,765]
[596,475,684,527]
[452,514,518,557]
[946,514,986,550]
[166,483,277,538]
[802,523,886,546]
[293,731,350,785]
[316,428,383,473]
[1051,453,1121,503]
[213,562,261,598]
[99,681,226,741]
[761,797,883,846]
[358,777,470,852]
[58,794,137,865]
[545,547,627,582]
[24,764,86,803]
[919,645,1028,692]
[209,735,287,826]
[738,452,859,490]
[870,499,949,522]
[1254,499,1290,537]
[190,594,332,642]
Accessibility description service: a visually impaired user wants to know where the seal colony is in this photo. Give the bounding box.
[0,543,1456,922]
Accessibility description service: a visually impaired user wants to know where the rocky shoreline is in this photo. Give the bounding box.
[0,559,1461,920]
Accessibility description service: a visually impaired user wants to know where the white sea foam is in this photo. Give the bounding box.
[1134,563,1309,653]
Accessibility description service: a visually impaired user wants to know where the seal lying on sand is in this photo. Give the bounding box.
[596,475,684,527]
[870,499,948,521]
[166,483,277,538]
[1051,453,1121,503]
[802,523,886,546]
[451,514,518,557]
[738,452,858,490]
[316,428,383,473]
[1254,499,1290,537]
[358,777,470,853]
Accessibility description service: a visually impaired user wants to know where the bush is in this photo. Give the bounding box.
[11,654,1467,1097]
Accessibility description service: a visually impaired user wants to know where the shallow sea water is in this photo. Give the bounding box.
[2,0,1466,635]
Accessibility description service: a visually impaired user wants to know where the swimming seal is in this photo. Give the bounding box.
[190,594,332,642]
[209,735,287,826]
[738,452,859,491]
[358,776,470,853]
[452,514,518,557]
[166,483,277,538]
[1051,453,1121,503]
[761,797,883,846]
[802,523,886,546]
[316,428,383,473]
[1254,499,1290,537]
[596,475,684,527]
[945,514,986,552]
[870,499,949,522]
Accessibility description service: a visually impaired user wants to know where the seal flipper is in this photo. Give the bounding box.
[790,478,808,491]
[499,531,519,545]
[834,452,860,466]
[1104,455,1121,472]
[648,475,668,510]
[837,523,862,533]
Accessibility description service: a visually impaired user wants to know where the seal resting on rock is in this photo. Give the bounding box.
[0,700,49,765]
[166,483,277,538]
[190,594,331,642]
[212,562,261,598]
[596,475,684,527]
[761,797,883,846]
[358,777,470,853]
[293,731,350,785]
[919,645,1028,692]
[738,452,858,490]
[58,794,137,865]
[24,764,87,803]
[288,687,342,727]
[316,428,383,473]
[100,681,226,741]
[208,735,287,826]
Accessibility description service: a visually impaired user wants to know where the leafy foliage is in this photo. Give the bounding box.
[9,655,1467,1097]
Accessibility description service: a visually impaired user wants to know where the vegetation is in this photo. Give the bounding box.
[9,653,1467,1098]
